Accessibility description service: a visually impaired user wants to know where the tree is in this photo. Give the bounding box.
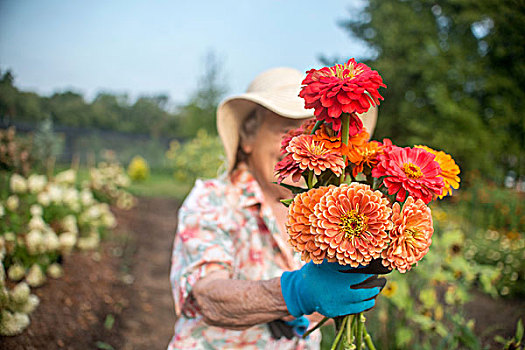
[176,51,228,138]
[338,0,525,183]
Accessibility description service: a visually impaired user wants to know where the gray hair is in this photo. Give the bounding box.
[233,105,265,171]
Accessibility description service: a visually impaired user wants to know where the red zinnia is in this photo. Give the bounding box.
[372,146,445,204]
[299,58,386,132]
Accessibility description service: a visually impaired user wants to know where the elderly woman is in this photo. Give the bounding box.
[168,67,384,349]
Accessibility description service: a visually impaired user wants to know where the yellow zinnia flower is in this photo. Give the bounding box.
[415,145,460,198]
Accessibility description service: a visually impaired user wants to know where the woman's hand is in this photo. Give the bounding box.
[280,261,387,318]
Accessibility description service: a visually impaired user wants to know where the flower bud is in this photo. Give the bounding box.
[77,233,100,251]
[47,263,63,279]
[10,282,30,304]
[30,204,43,217]
[59,232,77,255]
[9,174,27,194]
[28,216,46,231]
[7,264,25,282]
[0,310,30,336]
[43,231,59,252]
[55,169,76,184]
[16,294,39,314]
[26,264,46,287]
[26,230,44,255]
[61,215,78,234]
[28,174,47,193]
[37,192,51,207]
[6,195,19,211]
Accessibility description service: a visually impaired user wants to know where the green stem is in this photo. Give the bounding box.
[307,171,314,189]
[340,113,350,185]
[363,324,377,350]
[331,315,348,350]
[346,314,354,345]
[311,120,324,135]
[302,316,329,339]
[356,312,363,350]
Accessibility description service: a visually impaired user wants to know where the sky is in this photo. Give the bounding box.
[0,0,369,106]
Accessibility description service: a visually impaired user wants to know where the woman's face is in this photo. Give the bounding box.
[243,109,306,199]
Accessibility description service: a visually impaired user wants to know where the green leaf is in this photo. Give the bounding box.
[516,318,523,342]
[104,314,115,331]
[280,198,293,207]
[95,341,115,350]
[273,182,308,195]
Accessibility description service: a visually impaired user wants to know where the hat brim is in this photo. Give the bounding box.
[217,85,313,171]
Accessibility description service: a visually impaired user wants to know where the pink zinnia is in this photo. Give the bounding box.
[299,58,386,132]
[275,134,344,184]
[372,146,445,204]
[382,196,434,273]
[275,153,303,184]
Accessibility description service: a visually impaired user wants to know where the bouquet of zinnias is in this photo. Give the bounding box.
[275,59,461,349]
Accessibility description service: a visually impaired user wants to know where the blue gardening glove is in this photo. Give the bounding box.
[285,316,310,337]
[280,260,386,318]
[267,316,310,340]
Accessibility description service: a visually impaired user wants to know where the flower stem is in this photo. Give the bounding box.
[346,314,354,345]
[363,324,377,350]
[302,316,329,339]
[356,312,363,350]
[311,120,324,135]
[307,171,314,189]
[340,113,350,185]
[331,315,348,350]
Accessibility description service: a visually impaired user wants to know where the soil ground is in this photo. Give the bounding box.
[1,197,523,349]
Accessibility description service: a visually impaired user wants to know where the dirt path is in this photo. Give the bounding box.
[113,197,179,350]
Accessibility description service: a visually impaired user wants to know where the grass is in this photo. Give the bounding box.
[127,171,192,200]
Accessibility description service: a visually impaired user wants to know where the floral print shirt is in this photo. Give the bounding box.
[168,165,320,349]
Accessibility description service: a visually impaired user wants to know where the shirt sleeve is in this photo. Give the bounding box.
[170,179,236,318]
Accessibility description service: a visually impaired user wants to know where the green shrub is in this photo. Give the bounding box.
[165,129,225,183]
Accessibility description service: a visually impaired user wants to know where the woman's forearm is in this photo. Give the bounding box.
[192,271,290,329]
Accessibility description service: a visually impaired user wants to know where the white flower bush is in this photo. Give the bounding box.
[0,160,134,336]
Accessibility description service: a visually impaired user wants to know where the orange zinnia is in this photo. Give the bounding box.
[287,187,331,263]
[381,196,433,273]
[313,125,370,156]
[347,140,383,177]
[415,145,460,198]
[310,183,392,266]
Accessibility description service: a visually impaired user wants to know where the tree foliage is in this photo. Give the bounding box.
[176,52,228,138]
[339,0,524,183]
[0,51,227,140]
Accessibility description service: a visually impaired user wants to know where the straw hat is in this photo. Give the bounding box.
[217,67,378,171]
